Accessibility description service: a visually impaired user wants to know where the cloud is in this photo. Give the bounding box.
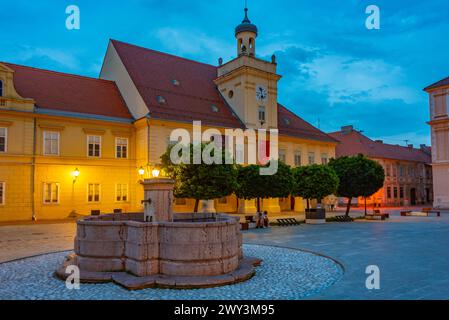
[153,27,233,63]
[13,46,80,70]
[294,54,420,105]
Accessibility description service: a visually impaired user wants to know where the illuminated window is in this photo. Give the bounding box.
[115,184,128,202]
[294,151,301,167]
[0,127,7,153]
[43,131,60,155]
[43,183,59,204]
[0,182,5,205]
[175,198,187,205]
[88,183,101,203]
[87,135,101,157]
[116,137,128,159]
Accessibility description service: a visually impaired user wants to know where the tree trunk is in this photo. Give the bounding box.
[345,197,352,216]
[194,199,199,213]
[306,198,310,210]
[256,198,261,212]
[364,197,367,216]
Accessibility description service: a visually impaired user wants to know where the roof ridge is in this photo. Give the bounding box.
[110,39,218,69]
[424,75,449,91]
[1,61,115,85]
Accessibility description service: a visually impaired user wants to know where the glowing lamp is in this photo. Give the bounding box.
[138,167,145,176]
[73,168,80,178]
[151,169,160,178]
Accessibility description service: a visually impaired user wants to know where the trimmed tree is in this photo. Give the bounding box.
[161,143,237,213]
[329,155,385,216]
[236,161,295,212]
[292,164,339,210]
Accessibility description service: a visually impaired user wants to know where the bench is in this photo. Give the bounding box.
[245,215,255,223]
[332,215,354,222]
[366,210,389,221]
[276,218,300,226]
[422,208,441,217]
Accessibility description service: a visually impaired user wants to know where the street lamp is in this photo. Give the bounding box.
[151,168,161,178]
[72,168,80,183]
[138,166,145,177]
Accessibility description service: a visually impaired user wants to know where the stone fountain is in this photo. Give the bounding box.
[56,178,261,290]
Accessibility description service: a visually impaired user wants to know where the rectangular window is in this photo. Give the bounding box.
[0,182,5,205]
[279,149,286,163]
[175,198,187,205]
[116,137,128,159]
[115,184,128,202]
[400,187,404,199]
[393,187,398,199]
[321,153,328,165]
[43,131,60,155]
[218,197,228,204]
[386,165,390,177]
[88,183,101,202]
[258,106,266,123]
[87,135,101,157]
[294,151,301,167]
[308,152,315,165]
[43,183,59,204]
[387,187,391,199]
[0,127,7,153]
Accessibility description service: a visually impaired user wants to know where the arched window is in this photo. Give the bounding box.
[249,38,254,49]
[0,80,3,97]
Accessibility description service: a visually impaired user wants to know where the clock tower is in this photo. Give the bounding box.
[214,6,281,130]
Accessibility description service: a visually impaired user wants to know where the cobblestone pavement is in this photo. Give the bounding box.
[244,209,449,299]
[0,223,75,263]
[1,208,449,299]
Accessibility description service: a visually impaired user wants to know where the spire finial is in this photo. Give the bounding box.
[243,1,250,23]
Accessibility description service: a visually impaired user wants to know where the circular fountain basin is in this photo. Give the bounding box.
[56,213,261,289]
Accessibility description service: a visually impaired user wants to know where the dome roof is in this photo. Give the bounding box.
[235,8,258,36]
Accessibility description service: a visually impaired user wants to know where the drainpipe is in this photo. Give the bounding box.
[31,116,37,221]
[146,115,151,167]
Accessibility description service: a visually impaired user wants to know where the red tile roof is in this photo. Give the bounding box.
[424,76,449,91]
[278,104,337,142]
[328,129,431,163]
[111,40,335,142]
[3,62,132,120]
[111,40,243,128]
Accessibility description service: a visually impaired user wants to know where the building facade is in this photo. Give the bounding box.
[329,126,433,207]
[424,77,449,209]
[0,8,337,222]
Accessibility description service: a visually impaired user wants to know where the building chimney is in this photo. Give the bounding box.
[375,140,383,143]
[408,144,414,149]
[341,125,353,134]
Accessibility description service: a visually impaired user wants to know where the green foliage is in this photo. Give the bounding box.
[236,161,295,211]
[161,143,237,212]
[292,164,339,203]
[329,155,385,215]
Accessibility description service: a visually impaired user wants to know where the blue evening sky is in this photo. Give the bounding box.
[2,0,449,146]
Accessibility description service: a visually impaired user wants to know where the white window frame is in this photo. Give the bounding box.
[321,153,328,165]
[0,127,7,153]
[0,182,5,205]
[279,149,286,163]
[115,183,129,202]
[43,131,60,156]
[115,137,128,159]
[87,135,102,158]
[308,152,315,165]
[87,183,101,203]
[42,182,60,205]
[294,151,301,167]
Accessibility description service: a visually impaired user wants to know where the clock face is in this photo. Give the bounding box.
[256,85,268,101]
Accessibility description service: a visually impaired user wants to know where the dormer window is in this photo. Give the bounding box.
[0,80,3,97]
[258,106,266,123]
[172,79,180,86]
[157,95,166,104]
[211,105,219,113]
[283,117,291,125]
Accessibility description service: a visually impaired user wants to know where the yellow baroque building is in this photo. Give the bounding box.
[0,9,337,222]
